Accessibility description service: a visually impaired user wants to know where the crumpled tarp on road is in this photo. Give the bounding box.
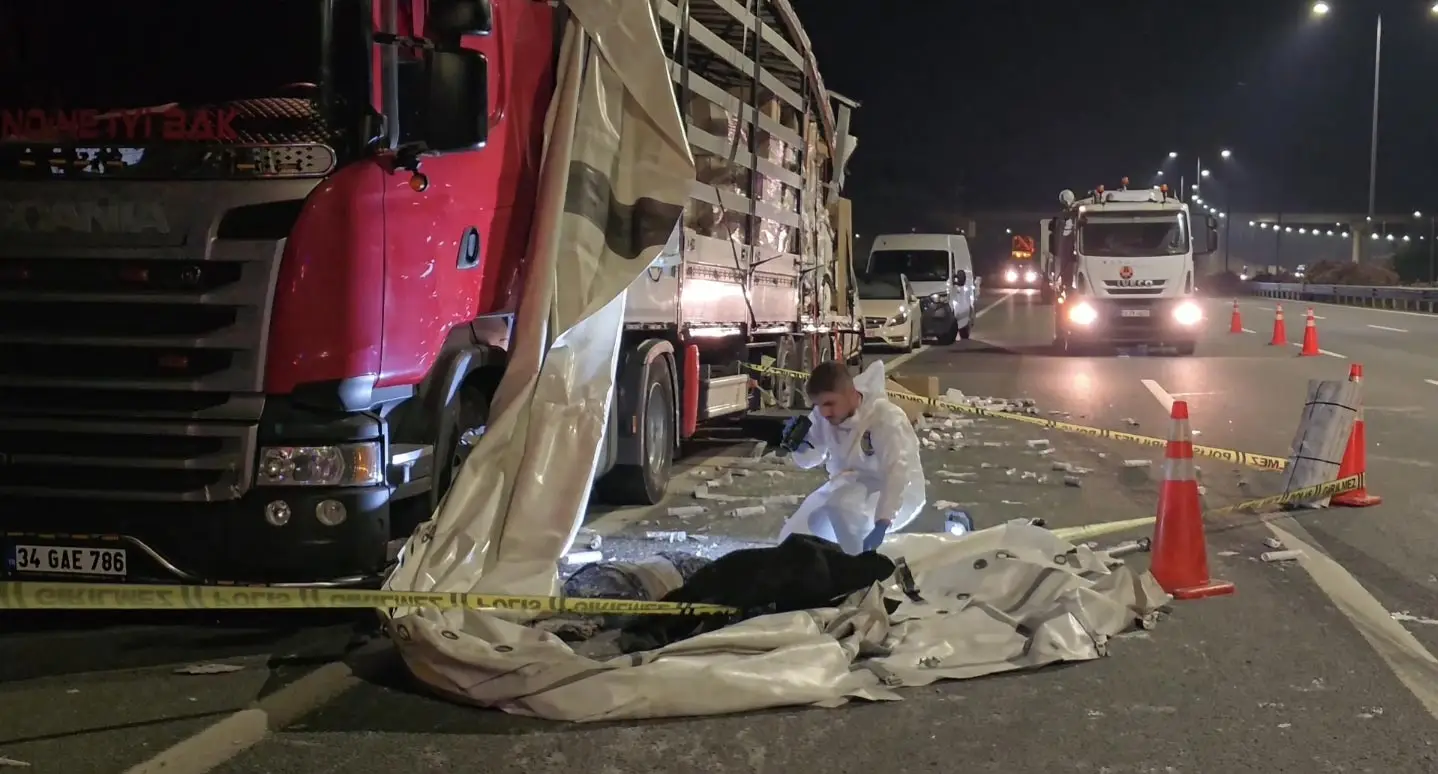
[388,522,1171,721]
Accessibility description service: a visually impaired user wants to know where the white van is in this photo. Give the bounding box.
[865,233,977,344]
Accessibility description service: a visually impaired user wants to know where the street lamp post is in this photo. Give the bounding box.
[1313,3,1438,260]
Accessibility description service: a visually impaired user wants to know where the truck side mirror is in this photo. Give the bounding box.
[421,48,489,152]
[426,0,492,48]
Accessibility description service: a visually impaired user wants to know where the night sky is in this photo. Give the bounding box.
[791,0,1438,241]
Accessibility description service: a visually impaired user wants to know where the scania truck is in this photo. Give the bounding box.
[0,0,858,585]
[1048,180,1216,355]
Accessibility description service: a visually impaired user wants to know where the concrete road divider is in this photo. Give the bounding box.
[1051,474,1365,544]
[0,583,741,615]
[747,363,1290,471]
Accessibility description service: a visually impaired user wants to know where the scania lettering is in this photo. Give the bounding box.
[1049,179,1216,355]
[0,0,859,585]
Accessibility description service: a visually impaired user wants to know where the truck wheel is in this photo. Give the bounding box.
[937,320,959,345]
[392,379,491,539]
[598,357,675,505]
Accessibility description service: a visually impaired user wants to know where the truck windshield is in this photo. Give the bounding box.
[0,0,350,139]
[858,276,907,300]
[1078,215,1190,258]
[868,250,949,282]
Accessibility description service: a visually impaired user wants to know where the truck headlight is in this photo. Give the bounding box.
[257,443,383,487]
[1004,270,1019,283]
[1068,302,1098,325]
[1024,270,1038,283]
[1173,301,1203,326]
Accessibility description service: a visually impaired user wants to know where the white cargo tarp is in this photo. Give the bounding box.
[392,522,1170,721]
[384,0,696,600]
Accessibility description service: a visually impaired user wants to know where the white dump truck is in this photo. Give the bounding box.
[1048,181,1217,355]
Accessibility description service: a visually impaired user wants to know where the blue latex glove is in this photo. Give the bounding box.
[862,519,890,552]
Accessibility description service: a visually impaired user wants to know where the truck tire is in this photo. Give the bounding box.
[597,357,675,505]
[392,378,492,539]
[937,320,959,345]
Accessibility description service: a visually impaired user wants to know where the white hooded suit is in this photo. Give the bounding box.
[777,360,926,554]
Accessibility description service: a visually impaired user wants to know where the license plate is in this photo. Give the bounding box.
[9,544,127,577]
[1120,309,1150,318]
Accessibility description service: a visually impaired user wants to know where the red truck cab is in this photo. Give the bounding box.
[0,0,554,585]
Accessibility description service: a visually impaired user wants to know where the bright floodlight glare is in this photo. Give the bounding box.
[1415,211,1423,218]
[1220,149,1232,159]
[1249,220,1256,226]
[1200,169,1211,177]
[1168,151,1178,158]
[1312,1,1330,15]
[1156,170,1164,176]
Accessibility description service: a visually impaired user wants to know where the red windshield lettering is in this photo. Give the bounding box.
[2,108,241,143]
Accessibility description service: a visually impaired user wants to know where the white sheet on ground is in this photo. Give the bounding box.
[390,522,1171,722]
[384,0,695,600]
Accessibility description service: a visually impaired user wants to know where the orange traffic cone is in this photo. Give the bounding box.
[1298,308,1320,356]
[1268,304,1287,345]
[1150,400,1235,600]
[1229,299,1243,334]
[1332,363,1382,507]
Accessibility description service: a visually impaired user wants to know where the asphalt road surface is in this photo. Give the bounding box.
[5,289,1438,773]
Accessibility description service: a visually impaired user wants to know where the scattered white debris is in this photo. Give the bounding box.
[730,505,766,518]
[1051,461,1074,472]
[980,462,995,469]
[174,663,246,675]
[1063,476,1082,488]
[645,531,689,542]
[1261,549,1304,563]
[1263,537,1284,550]
[934,499,961,510]
[575,527,603,550]
[705,473,734,488]
[667,505,706,518]
[563,550,604,565]
[1122,418,1140,427]
[1001,500,1025,505]
[1037,447,1055,456]
[693,486,745,502]
[750,441,768,458]
[1217,550,1240,557]
[1122,459,1151,468]
[761,494,803,506]
[0,757,30,768]
[1197,485,1207,495]
[982,441,1004,448]
[1391,611,1438,626]
[1025,439,1051,449]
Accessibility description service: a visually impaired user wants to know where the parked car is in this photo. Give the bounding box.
[859,273,921,351]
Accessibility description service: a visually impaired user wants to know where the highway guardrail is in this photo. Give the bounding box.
[1249,282,1438,313]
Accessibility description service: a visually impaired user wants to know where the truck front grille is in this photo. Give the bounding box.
[0,239,282,501]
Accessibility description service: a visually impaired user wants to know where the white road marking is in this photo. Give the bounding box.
[1258,305,1324,320]
[1265,522,1438,723]
[1289,342,1347,359]
[123,644,383,774]
[1368,324,1408,333]
[1141,379,1175,414]
[1425,379,1438,388]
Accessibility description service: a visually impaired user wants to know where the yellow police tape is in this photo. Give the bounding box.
[747,363,1290,472]
[0,475,1359,612]
[0,583,741,615]
[1050,473,1363,543]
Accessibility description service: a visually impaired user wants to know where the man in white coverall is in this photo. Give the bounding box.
[776,359,926,554]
